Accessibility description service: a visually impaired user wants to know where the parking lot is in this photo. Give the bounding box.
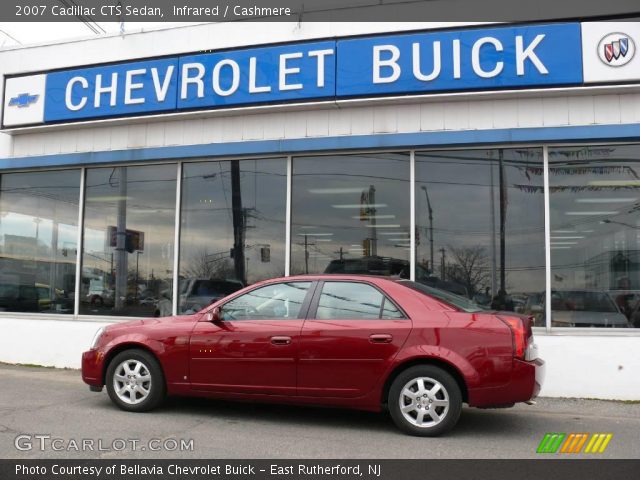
[0,364,638,459]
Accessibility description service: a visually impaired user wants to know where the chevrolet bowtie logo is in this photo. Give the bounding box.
[8,93,39,108]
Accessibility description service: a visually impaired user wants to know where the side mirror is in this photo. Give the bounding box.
[206,307,222,324]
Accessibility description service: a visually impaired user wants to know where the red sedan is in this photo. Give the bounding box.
[82,275,544,436]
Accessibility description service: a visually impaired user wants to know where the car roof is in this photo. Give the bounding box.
[266,274,400,283]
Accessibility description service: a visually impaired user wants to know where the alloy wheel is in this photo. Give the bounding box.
[398,376,450,428]
[112,359,152,405]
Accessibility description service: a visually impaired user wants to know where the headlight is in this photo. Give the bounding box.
[90,326,106,349]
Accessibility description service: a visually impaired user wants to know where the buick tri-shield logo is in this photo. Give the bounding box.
[598,32,635,67]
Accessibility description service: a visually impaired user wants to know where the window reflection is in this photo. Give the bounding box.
[415,149,545,317]
[80,165,177,317]
[220,282,310,320]
[0,170,80,313]
[179,159,287,314]
[291,153,411,276]
[549,145,640,328]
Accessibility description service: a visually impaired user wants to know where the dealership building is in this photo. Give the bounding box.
[1,20,639,399]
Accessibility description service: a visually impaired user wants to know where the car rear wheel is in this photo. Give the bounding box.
[106,349,165,412]
[388,365,462,436]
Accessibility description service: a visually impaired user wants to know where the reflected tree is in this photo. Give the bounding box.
[445,245,491,296]
[184,248,235,280]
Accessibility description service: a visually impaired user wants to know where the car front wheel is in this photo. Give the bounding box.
[388,365,462,436]
[105,349,165,412]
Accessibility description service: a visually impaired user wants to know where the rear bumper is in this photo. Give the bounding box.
[468,357,545,407]
[81,349,104,388]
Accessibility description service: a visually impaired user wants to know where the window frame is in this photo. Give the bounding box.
[306,279,409,321]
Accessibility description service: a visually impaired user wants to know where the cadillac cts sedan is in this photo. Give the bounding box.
[82,275,544,436]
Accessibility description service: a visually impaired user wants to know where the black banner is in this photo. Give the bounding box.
[1,0,640,22]
[1,460,639,480]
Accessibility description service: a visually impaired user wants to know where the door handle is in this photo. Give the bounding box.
[369,334,393,344]
[271,336,292,345]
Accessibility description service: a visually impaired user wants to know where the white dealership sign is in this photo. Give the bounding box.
[582,22,640,83]
[3,74,46,127]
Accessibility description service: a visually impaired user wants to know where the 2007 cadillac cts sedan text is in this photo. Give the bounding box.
[82,275,544,436]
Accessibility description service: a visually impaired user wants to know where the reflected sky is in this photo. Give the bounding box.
[291,153,411,275]
[416,149,545,295]
[180,158,287,286]
[0,170,80,313]
[549,145,640,292]
[83,164,177,284]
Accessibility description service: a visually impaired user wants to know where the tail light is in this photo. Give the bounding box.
[498,315,533,360]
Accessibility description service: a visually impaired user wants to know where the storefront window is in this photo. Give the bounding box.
[0,170,80,314]
[415,149,545,320]
[179,158,287,314]
[291,153,411,276]
[549,145,640,328]
[80,165,177,317]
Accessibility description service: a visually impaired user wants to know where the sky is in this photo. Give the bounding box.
[0,22,198,48]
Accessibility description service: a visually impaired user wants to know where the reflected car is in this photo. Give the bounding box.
[35,283,73,313]
[324,257,469,297]
[629,299,640,328]
[0,283,39,312]
[179,278,244,314]
[324,256,410,277]
[86,283,114,307]
[550,290,630,328]
[82,275,544,436]
[522,293,545,326]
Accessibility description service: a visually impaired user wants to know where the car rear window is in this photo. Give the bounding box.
[397,280,486,313]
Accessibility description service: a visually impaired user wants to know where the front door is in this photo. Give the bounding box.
[189,281,313,395]
[298,280,411,398]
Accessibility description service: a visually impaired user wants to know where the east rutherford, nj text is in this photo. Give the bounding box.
[16,464,376,477]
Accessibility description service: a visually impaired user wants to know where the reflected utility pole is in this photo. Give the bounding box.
[368,185,377,256]
[115,167,127,311]
[231,161,246,284]
[490,156,497,296]
[498,150,506,293]
[421,185,434,273]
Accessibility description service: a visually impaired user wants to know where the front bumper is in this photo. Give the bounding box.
[81,349,104,389]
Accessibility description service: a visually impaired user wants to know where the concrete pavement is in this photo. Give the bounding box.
[1,364,638,459]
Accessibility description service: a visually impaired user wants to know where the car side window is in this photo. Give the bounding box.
[220,282,311,321]
[315,282,403,320]
[381,297,404,319]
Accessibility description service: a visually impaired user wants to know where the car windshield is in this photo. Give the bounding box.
[551,291,619,313]
[397,280,486,313]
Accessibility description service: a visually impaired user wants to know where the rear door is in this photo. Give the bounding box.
[297,280,411,398]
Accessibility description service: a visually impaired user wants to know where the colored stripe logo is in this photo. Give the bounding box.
[537,433,612,454]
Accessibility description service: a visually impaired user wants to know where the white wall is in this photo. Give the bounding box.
[6,91,640,158]
[1,316,639,400]
[536,334,640,400]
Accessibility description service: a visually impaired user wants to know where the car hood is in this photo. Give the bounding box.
[105,315,196,332]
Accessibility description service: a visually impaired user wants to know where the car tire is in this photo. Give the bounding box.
[105,349,166,412]
[388,365,462,436]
